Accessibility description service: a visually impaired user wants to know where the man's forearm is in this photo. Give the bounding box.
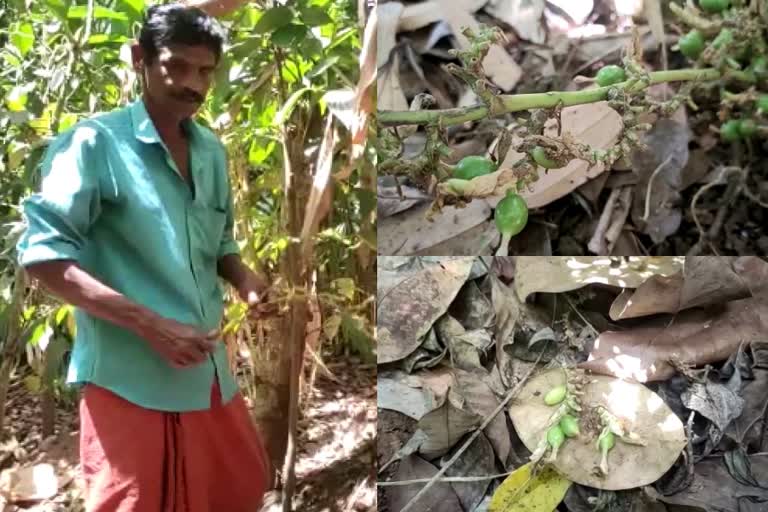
[24,260,160,336]
[217,253,250,288]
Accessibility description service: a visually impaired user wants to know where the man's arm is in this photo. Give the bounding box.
[26,261,219,367]
[26,260,158,335]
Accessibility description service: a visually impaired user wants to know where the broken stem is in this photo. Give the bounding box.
[378,68,721,127]
[495,232,512,256]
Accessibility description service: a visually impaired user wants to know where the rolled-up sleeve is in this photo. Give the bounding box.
[16,124,104,267]
[216,144,240,259]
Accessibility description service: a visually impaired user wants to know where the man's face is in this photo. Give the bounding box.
[133,43,217,120]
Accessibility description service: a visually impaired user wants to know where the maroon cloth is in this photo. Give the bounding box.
[79,379,271,511]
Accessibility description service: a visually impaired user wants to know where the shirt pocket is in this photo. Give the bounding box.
[190,202,227,262]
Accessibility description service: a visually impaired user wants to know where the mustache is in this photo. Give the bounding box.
[172,90,204,103]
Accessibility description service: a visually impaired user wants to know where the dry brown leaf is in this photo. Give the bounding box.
[609,256,768,320]
[439,169,519,198]
[377,2,403,68]
[644,0,666,69]
[379,201,492,255]
[493,101,624,209]
[581,298,768,382]
[413,221,499,256]
[378,3,408,112]
[485,0,547,44]
[378,257,475,364]
[388,455,464,512]
[397,0,488,32]
[0,463,58,502]
[513,256,684,301]
[509,369,686,490]
[300,116,336,253]
[437,1,522,91]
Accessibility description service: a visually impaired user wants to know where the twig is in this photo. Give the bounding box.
[397,347,547,512]
[588,187,622,255]
[642,154,674,222]
[377,470,516,487]
[379,68,721,127]
[688,166,743,256]
[604,187,634,254]
[563,294,600,337]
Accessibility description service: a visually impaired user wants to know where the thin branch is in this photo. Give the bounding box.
[642,154,674,222]
[378,68,721,127]
[377,470,516,487]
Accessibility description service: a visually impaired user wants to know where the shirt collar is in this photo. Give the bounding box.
[129,96,202,145]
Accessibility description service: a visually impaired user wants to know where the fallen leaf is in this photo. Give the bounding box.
[450,368,512,466]
[397,0,488,32]
[378,176,432,219]
[513,256,684,301]
[378,370,445,420]
[647,454,768,512]
[378,257,475,363]
[581,297,768,382]
[413,220,499,256]
[437,1,522,91]
[449,280,494,330]
[609,256,768,320]
[0,463,58,502]
[485,0,547,44]
[378,200,492,255]
[443,433,495,512]
[377,2,403,69]
[388,454,464,512]
[630,118,691,244]
[490,273,520,387]
[494,101,624,209]
[681,381,744,433]
[508,369,686,490]
[489,462,572,512]
[417,393,481,459]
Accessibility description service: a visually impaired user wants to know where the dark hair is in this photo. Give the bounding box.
[139,4,225,64]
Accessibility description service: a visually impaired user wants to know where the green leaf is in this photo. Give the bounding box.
[271,24,307,48]
[116,0,145,20]
[332,277,356,301]
[253,6,294,34]
[55,305,73,326]
[307,55,339,78]
[44,0,69,21]
[10,23,35,57]
[274,87,312,126]
[300,36,323,58]
[5,86,28,112]
[300,6,332,26]
[42,333,69,386]
[67,5,130,21]
[248,137,276,165]
[355,188,376,218]
[323,314,342,340]
[489,463,572,512]
[86,34,130,46]
[340,313,374,363]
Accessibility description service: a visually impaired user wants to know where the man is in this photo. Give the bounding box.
[16,4,272,511]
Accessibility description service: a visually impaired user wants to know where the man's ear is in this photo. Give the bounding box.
[130,43,144,73]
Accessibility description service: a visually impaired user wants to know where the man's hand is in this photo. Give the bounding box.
[137,315,220,368]
[236,271,279,320]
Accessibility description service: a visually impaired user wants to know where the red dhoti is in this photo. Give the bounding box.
[79,379,271,512]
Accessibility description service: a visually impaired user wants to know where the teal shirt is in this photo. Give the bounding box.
[16,97,240,412]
